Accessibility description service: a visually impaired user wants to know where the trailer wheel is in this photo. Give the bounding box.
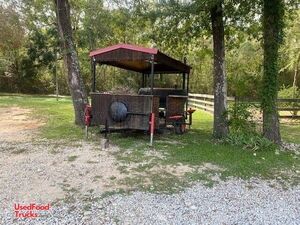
[174,123,184,134]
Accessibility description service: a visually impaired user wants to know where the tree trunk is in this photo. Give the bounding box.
[210,1,228,138]
[54,0,88,125]
[261,0,283,144]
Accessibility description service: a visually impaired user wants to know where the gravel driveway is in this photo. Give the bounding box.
[0,107,299,225]
[1,178,299,225]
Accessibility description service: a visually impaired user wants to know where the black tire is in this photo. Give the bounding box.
[174,123,184,134]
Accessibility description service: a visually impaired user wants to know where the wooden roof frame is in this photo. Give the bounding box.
[89,44,191,74]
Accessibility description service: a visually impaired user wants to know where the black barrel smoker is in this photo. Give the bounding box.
[86,44,195,145]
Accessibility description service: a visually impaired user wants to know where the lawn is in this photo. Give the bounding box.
[281,123,300,144]
[0,93,82,139]
[0,94,299,190]
[111,111,299,187]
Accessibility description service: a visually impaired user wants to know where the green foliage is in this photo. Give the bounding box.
[0,1,63,94]
[227,103,256,133]
[278,85,300,98]
[0,0,299,99]
[224,132,276,151]
[27,28,59,70]
[227,40,263,98]
[280,10,300,77]
[226,103,276,151]
[0,4,24,52]
[260,0,285,143]
[261,0,285,113]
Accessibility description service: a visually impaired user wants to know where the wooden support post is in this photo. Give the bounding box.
[185,73,189,114]
[150,55,154,95]
[182,57,187,90]
[92,57,96,92]
[185,57,189,114]
[182,73,186,90]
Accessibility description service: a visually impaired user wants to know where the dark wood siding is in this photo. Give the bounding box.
[91,93,159,130]
[166,95,187,123]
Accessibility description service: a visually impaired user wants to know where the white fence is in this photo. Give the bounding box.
[188,93,235,113]
[188,94,300,118]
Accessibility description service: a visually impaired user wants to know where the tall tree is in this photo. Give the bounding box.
[210,1,228,138]
[0,4,25,92]
[54,0,88,125]
[261,0,284,144]
[281,10,300,94]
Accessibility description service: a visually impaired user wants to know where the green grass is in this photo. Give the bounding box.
[281,123,300,144]
[0,93,83,140]
[0,94,299,191]
[67,155,78,162]
[110,110,300,189]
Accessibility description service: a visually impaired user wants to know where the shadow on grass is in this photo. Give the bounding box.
[109,110,299,191]
[109,125,299,193]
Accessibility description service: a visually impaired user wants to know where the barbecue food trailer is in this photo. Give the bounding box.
[86,44,195,145]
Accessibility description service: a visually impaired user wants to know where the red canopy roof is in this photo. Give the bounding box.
[89,44,190,74]
[89,44,158,56]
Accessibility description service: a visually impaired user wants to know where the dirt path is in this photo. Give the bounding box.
[0,107,44,142]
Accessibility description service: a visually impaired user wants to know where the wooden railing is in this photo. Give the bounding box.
[188,93,300,119]
[276,98,300,118]
[188,93,234,113]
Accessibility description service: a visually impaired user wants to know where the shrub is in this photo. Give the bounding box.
[227,103,256,133]
[225,103,276,151]
[224,132,276,151]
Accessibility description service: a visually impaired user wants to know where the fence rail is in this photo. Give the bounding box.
[188,93,235,113]
[188,93,300,119]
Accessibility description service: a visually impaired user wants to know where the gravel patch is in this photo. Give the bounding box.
[1,107,299,224]
[281,142,300,155]
[0,139,124,218]
[99,179,300,225]
[1,178,299,225]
